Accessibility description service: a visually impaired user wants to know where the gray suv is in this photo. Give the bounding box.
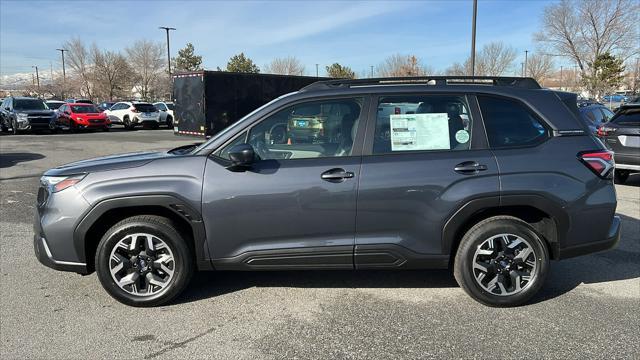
[34,77,620,307]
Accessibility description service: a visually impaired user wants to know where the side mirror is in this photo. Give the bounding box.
[227,143,256,169]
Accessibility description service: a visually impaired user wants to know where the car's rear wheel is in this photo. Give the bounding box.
[123,116,133,130]
[166,115,173,128]
[95,215,194,307]
[614,170,629,184]
[454,216,549,307]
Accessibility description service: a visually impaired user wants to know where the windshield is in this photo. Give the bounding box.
[191,92,297,154]
[15,99,49,110]
[46,102,63,110]
[72,104,99,113]
[166,103,175,110]
[133,103,157,112]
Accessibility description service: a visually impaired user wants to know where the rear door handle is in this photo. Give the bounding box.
[454,161,488,174]
[321,168,355,182]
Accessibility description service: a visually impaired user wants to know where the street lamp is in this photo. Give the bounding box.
[470,0,478,77]
[524,50,529,77]
[370,65,374,78]
[56,48,67,99]
[315,64,319,78]
[159,27,176,77]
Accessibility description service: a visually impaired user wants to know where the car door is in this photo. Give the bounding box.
[201,96,368,270]
[354,93,500,269]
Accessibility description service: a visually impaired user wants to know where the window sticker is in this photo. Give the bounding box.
[455,129,470,144]
[390,113,450,151]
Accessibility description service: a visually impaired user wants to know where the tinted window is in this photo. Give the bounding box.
[601,108,615,121]
[611,108,640,126]
[478,96,548,148]
[373,95,472,154]
[46,102,63,110]
[133,103,157,112]
[14,99,48,110]
[166,103,175,110]
[590,109,605,123]
[71,104,99,113]
[239,98,363,160]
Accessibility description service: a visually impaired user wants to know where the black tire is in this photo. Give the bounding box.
[95,215,194,307]
[454,216,549,307]
[123,116,133,130]
[614,170,629,184]
[166,115,173,128]
[11,119,18,135]
[102,126,110,132]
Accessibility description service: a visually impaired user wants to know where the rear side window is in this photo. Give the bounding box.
[373,95,473,154]
[611,108,640,126]
[478,96,548,149]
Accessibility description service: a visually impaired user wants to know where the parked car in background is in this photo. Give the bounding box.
[104,101,160,129]
[45,100,65,114]
[578,102,615,134]
[602,94,628,103]
[598,104,640,184]
[57,103,110,132]
[0,96,57,134]
[625,96,640,104]
[65,99,93,104]
[153,101,175,127]
[35,76,620,308]
[97,101,116,112]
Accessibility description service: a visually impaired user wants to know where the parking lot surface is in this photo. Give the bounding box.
[1,130,638,359]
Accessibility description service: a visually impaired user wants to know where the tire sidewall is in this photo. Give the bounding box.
[95,219,192,306]
[455,218,549,307]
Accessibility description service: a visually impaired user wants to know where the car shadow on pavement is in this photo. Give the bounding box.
[177,212,639,306]
[0,152,45,168]
[532,212,640,304]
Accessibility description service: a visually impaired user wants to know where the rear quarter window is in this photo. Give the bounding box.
[478,96,549,149]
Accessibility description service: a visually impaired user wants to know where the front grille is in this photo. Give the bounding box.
[28,115,52,124]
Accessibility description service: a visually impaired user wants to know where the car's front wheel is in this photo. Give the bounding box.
[95,215,194,307]
[454,216,549,307]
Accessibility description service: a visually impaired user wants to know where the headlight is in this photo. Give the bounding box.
[41,174,86,192]
[17,113,28,122]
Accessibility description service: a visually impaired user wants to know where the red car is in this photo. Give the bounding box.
[57,103,110,131]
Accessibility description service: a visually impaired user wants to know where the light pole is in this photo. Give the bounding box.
[56,48,67,99]
[32,66,40,93]
[560,66,563,90]
[524,50,529,77]
[521,62,524,77]
[470,0,478,77]
[315,64,319,78]
[159,27,176,77]
[370,65,374,78]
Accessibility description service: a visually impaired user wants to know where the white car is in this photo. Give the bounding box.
[153,101,175,128]
[104,101,160,130]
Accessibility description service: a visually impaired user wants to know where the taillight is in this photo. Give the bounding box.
[578,150,614,178]
[597,126,615,137]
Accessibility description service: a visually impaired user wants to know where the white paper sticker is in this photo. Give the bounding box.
[390,113,450,151]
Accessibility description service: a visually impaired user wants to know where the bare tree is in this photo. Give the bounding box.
[125,40,166,100]
[445,42,517,76]
[526,54,555,85]
[64,38,93,99]
[534,0,639,94]
[264,56,305,76]
[377,54,433,77]
[91,45,133,100]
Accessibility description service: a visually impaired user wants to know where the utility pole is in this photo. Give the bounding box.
[32,66,40,92]
[560,66,563,91]
[470,0,478,77]
[370,65,374,78]
[50,61,54,88]
[159,27,176,77]
[524,50,529,77]
[56,48,67,99]
[521,62,524,77]
[315,64,319,78]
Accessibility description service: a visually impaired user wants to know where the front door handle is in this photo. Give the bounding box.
[454,161,488,174]
[321,168,355,182]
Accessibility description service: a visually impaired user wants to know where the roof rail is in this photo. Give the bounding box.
[300,76,542,92]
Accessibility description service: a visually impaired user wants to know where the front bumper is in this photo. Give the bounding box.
[557,215,621,259]
[34,234,88,274]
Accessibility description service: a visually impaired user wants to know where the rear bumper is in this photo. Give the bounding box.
[557,215,621,259]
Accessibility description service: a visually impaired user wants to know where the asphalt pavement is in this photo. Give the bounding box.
[1,129,638,359]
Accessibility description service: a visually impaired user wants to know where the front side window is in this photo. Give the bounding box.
[478,96,549,149]
[601,108,615,122]
[223,98,363,160]
[373,95,472,154]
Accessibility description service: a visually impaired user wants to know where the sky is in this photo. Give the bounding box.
[0,0,558,79]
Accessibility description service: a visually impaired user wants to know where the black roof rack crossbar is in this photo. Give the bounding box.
[300,76,541,92]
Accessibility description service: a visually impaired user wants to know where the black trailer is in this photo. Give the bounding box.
[172,71,325,137]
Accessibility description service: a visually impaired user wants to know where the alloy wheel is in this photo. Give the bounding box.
[109,233,175,297]
[472,233,537,296]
